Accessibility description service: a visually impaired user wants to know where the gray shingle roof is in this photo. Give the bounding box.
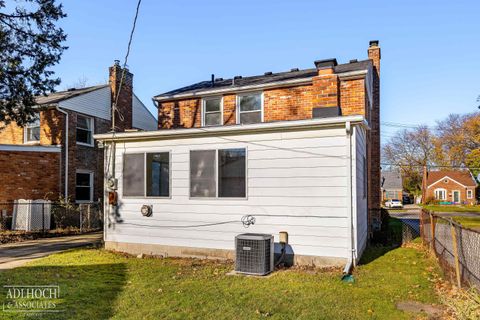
[154,60,372,99]
[35,84,109,105]
[382,171,403,190]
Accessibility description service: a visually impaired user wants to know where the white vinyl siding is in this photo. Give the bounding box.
[354,126,368,261]
[59,86,111,120]
[105,125,366,260]
[133,94,157,131]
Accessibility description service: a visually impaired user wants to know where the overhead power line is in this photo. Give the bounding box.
[381,163,480,170]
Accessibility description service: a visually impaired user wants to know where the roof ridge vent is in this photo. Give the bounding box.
[290,68,299,72]
[67,88,76,91]
[215,78,223,82]
[234,76,242,80]
[264,71,273,76]
[349,59,358,63]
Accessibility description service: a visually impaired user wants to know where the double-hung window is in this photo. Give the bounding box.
[237,92,262,124]
[190,148,246,198]
[202,97,222,126]
[76,115,94,146]
[76,171,93,202]
[24,116,40,143]
[434,188,446,200]
[123,152,170,197]
[467,189,473,199]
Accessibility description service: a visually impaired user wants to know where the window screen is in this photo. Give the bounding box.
[218,149,246,197]
[146,153,170,197]
[190,150,216,197]
[123,154,145,196]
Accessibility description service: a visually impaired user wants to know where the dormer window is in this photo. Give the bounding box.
[237,92,263,124]
[24,116,40,143]
[202,97,222,127]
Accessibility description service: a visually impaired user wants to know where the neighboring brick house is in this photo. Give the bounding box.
[381,171,403,203]
[0,62,157,204]
[422,169,478,205]
[153,41,381,230]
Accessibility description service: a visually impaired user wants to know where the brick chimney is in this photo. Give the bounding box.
[109,60,133,131]
[312,58,340,113]
[366,40,382,234]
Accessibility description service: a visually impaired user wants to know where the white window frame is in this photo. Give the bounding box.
[434,188,447,201]
[75,170,94,203]
[189,147,248,199]
[76,114,94,147]
[23,115,41,144]
[201,96,223,127]
[467,189,473,199]
[236,92,264,125]
[122,151,172,199]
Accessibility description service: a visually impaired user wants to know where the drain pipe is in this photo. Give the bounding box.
[343,121,355,275]
[56,106,69,199]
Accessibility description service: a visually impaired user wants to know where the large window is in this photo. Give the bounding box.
[237,93,262,124]
[146,153,170,197]
[123,152,170,197]
[190,148,246,198]
[24,116,40,143]
[202,97,222,126]
[434,188,446,200]
[76,115,93,146]
[76,171,93,202]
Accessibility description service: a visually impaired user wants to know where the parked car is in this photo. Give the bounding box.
[402,194,411,204]
[385,199,403,208]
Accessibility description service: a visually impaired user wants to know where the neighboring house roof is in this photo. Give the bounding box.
[426,170,477,188]
[34,85,157,131]
[154,60,372,100]
[35,85,109,105]
[381,171,403,190]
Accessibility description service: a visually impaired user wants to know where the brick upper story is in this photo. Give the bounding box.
[153,43,379,130]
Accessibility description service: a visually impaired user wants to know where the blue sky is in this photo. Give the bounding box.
[52,0,479,139]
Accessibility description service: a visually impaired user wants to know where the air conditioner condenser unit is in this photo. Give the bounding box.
[235,233,274,276]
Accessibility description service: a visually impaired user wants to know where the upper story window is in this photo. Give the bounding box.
[24,116,40,143]
[76,115,94,146]
[237,92,262,124]
[202,97,222,126]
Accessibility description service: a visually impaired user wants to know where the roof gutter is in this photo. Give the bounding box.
[94,115,368,142]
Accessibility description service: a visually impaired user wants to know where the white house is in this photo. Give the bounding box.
[95,115,369,268]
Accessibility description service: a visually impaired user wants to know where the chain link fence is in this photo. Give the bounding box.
[0,201,103,233]
[420,209,480,290]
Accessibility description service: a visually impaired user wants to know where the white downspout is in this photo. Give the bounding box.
[56,106,69,199]
[343,121,355,274]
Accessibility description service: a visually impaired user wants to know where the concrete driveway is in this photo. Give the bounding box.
[0,232,103,270]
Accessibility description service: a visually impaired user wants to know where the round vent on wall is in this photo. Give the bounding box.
[141,205,153,217]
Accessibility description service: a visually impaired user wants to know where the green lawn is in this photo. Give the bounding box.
[0,245,442,320]
[422,205,480,229]
[422,205,480,213]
